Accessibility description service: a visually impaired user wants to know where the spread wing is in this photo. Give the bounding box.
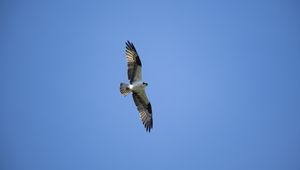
[132,91,153,132]
[125,41,142,84]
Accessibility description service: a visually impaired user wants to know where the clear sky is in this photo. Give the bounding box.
[1,0,300,170]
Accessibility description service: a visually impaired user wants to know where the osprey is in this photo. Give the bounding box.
[120,41,153,132]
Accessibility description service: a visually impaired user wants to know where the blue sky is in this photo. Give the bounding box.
[1,0,300,170]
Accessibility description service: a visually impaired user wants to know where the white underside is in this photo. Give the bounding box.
[129,81,144,93]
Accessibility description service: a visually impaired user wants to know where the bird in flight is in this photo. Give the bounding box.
[120,41,153,132]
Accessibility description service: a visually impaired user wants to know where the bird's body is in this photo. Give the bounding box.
[129,81,146,92]
[120,41,153,132]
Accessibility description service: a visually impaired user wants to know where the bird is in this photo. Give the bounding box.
[120,41,153,132]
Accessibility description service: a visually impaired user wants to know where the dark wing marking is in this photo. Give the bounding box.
[125,41,142,84]
[132,91,153,132]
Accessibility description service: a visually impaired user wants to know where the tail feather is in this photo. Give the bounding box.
[120,83,130,96]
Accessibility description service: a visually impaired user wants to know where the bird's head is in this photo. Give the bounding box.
[143,82,148,87]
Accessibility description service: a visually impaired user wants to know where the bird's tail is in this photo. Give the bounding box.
[120,83,131,96]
